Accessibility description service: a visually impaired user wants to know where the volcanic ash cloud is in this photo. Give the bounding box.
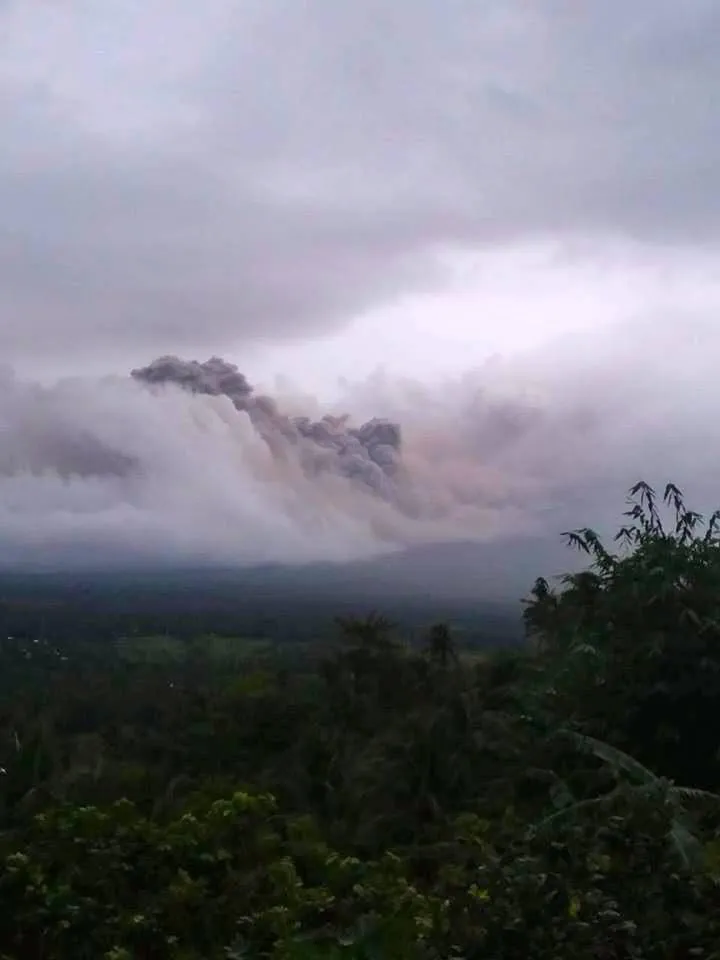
[0,356,540,569]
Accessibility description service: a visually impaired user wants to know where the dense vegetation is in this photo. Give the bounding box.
[2,482,720,958]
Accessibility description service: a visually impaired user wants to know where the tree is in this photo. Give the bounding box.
[524,481,720,787]
[424,623,458,669]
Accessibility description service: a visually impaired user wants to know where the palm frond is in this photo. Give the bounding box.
[560,731,658,785]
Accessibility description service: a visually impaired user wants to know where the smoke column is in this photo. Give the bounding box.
[131,356,405,509]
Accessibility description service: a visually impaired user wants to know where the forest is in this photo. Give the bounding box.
[2,481,720,958]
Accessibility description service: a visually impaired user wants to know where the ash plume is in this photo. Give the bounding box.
[0,353,552,571]
[131,356,405,507]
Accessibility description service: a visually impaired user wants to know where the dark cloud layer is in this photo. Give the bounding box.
[2,0,719,364]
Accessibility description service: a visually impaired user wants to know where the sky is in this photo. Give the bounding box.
[2,0,720,577]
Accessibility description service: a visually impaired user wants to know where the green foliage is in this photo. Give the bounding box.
[3,481,720,956]
[0,793,444,959]
[530,730,720,872]
[524,481,720,784]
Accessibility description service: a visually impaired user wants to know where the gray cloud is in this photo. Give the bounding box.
[2,0,720,364]
[130,355,405,506]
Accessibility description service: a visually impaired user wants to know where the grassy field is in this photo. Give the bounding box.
[114,634,278,666]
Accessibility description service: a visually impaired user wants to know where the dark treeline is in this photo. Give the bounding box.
[2,482,720,958]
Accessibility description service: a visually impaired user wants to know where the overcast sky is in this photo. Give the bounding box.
[3,0,720,385]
